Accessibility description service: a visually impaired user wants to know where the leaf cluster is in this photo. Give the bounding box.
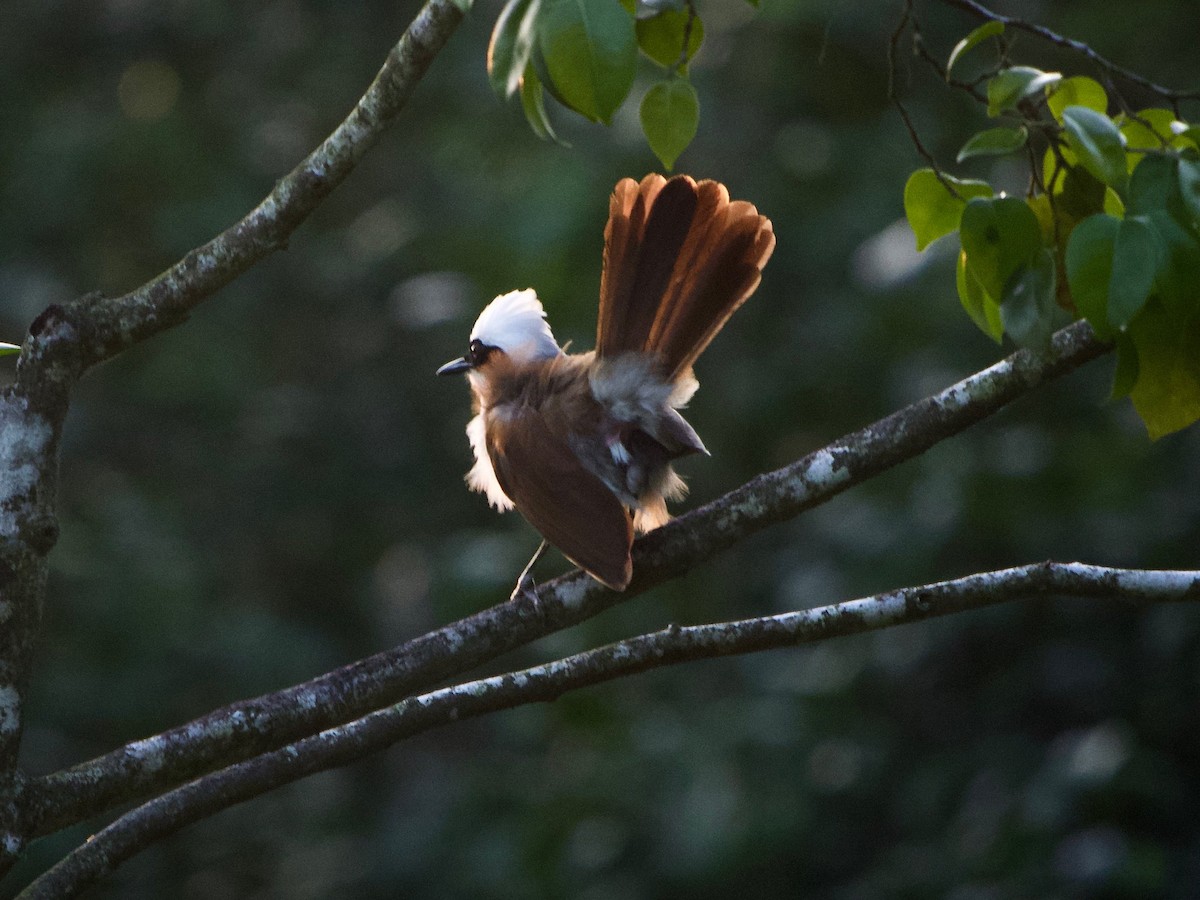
[487,0,742,169]
[904,22,1200,439]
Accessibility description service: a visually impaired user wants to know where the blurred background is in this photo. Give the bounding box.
[2,0,1199,896]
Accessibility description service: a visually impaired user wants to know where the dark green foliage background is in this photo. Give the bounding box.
[2,0,1198,896]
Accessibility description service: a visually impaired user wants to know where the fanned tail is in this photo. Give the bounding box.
[595,174,775,380]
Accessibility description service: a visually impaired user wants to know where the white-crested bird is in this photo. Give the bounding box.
[438,174,775,592]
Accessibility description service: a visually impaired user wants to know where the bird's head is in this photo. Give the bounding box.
[436,288,561,379]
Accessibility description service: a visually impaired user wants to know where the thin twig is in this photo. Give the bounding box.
[21,562,1199,899]
[889,0,961,197]
[672,0,697,75]
[937,0,1200,105]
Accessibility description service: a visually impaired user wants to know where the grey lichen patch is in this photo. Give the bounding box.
[553,575,595,612]
[0,398,53,541]
[0,686,21,737]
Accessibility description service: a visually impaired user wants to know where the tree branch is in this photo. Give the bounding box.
[936,0,1200,106]
[1,0,467,869]
[21,561,1199,899]
[23,320,1110,838]
[15,0,466,393]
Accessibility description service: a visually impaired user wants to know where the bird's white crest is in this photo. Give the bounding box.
[470,289,560,363]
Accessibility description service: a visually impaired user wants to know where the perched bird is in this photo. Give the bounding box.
[437,174,775,592]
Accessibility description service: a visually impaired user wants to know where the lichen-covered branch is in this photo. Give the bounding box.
[22,561,1199,899]
[23,320,1109,839]
[0,0,467,875]
[17,0,466,388]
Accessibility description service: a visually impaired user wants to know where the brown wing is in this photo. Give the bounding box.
[486,410,633,590]
[595,174,775,380]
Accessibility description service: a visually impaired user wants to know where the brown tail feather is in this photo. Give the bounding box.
[595,174,775,380]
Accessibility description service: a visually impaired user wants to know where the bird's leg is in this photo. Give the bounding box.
[510,539,548,604]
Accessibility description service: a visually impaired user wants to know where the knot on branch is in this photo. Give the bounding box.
[15,295,103,400]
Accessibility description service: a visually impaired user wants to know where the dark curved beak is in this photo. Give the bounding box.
[436,356,473,376]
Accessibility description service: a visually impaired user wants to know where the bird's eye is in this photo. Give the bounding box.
[468,339,491,366]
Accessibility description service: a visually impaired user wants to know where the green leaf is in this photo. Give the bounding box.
[957,250,1004,341]
[1178,158,1200,226]
[538,0,637,124]
[0,342,21,357]
[1127,153,1180,216]
[959,196,1043,300]
[1103,188,1125,218]
[1120,108,1191,171]
[956,126,1028,163]
[903,169,993,251]
[519,64,561,143]
[449,0,474,11]
[1108,216,1159,328]
[946,20,1004,75]
[1060,105,1128,195]
[1064,213,1119,338]
[1056,164,1107,220]
[635,0,688,11]
[1000,247,1058,349]
[1172,121,1200,152]
[1110,332,1139,400]
[987,66,1061,117]
[1046,76,1107,121]
[635,9,702,68]
[1127,301,1200,439]
[488,0,542,98]
[1143,211,1200,322]
[639,78,698,170]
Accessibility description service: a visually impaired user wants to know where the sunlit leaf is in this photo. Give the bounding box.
[1120,108,1192,171]
[640,78,698,170]
[957,250,1004,341]
[903,169,993,251]
[946,20,1004,76]
[1169,119,1200,151]
[538,0,637,124]
[633,0,686,14]
[1127,300,1200,439]
[0,342,20,357]
[958,196,1042,300]
[1046,76,1107,121]
[1103,188,1125,218]
[1061,105,1128,195]
[636,8,703,68]
[986,66,1061,117]
[956,126,1028,163]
